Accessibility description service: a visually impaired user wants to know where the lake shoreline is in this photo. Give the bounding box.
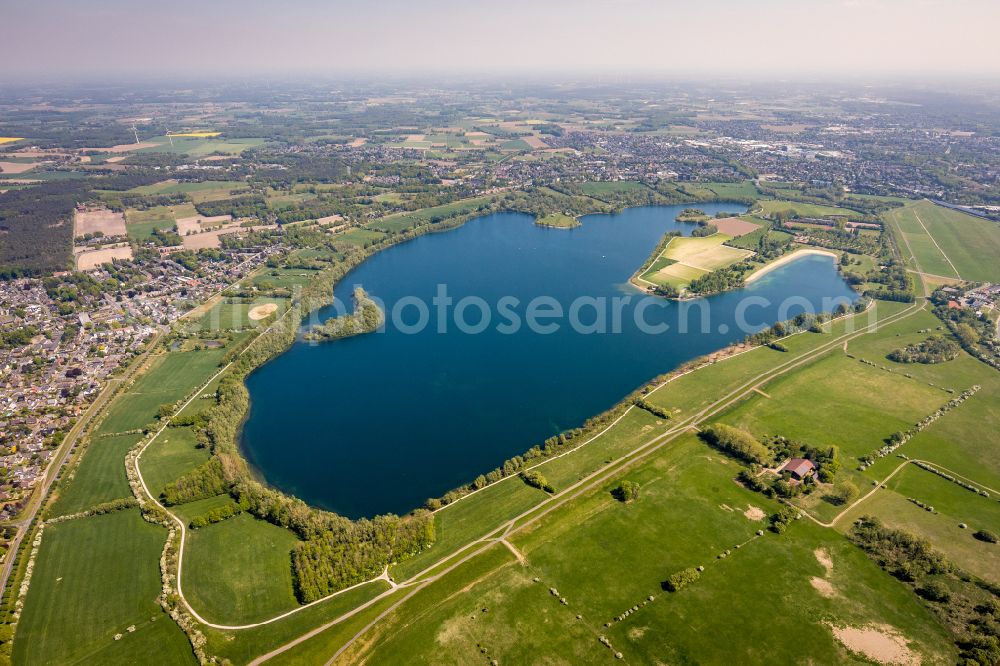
[240,203,858,518]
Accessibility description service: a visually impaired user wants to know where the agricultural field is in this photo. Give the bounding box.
[639,233,753,288]
[94,348,228,435]
[75,244,133,270]
[12,510,195,666]
[698,180,761,200]
[134,136,267,157]
[364,196,493,234]
[49,433,142,517]
[885,199,1000,282]
[73,208,127,238]
[122,180,250,204]
[577,180,649,198]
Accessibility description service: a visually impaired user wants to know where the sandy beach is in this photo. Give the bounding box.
[745,248,839,284]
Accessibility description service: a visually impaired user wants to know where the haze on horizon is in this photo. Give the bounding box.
[5,0,1000,81]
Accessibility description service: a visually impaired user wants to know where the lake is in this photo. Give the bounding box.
[240,204,858,518]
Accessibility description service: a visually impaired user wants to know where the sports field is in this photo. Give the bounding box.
[884,199,1000,282]
[199,297,288,332]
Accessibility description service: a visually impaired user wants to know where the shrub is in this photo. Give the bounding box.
[824,481,859,506]
[917,580,951,602]
[663,567,700,592]
[611,480,640,503]
[973,529,998,544]
[769,505,799,534]
[520,470,554,493]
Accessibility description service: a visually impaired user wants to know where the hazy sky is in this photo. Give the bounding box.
[6,0,1000,79]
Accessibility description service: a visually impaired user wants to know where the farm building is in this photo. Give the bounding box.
[780,458,816,481]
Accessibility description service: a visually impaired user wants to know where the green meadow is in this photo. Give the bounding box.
[13,510,194,666]
[347,437,954,664]
[885,200,1000,281]
[756,199,859,218]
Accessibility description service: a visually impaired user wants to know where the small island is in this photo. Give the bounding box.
[304,287,383,341]
[676,207,709,223]
[535,212,581,229]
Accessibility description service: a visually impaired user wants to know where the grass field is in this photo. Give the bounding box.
[198,297,288,332]
[95,348,227,435]
[349,436,954,664]
[838,464,1000,583]
[50,433,142,517]
[184,514,301,624]
[885,200,1000,281]
[125,203,197,240]
[13,510,195,666]
[207,581,393,665]
[535,212,580,228]
[756,199,858,218]
[140,426,210,498]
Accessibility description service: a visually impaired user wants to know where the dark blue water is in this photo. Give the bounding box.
[241,205,857,518]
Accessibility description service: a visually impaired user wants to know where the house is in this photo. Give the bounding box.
[780,458,816,481]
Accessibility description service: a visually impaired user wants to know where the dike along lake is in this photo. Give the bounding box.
[240,204,858,518]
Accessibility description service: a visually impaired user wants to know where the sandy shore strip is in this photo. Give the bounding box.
[745,248,839,284]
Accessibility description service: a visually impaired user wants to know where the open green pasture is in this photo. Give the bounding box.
[13,510,194,666]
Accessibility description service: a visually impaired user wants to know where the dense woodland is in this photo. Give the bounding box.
[0,181,87,277]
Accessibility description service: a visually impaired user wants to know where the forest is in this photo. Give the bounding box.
[0,181,88,277]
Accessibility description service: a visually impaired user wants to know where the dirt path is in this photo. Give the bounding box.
[800,454,996,529]
[499,538,527,565]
